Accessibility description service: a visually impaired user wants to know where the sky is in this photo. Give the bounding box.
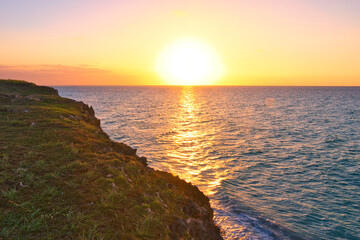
[0,0,359,86]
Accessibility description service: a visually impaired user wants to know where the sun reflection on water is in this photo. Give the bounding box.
[161,87,226,195]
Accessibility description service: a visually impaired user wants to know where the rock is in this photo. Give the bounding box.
[27,96,40,101]
[169,216,187,240]
[199,206,211,220]
[182,199,199,218]
[16,168,28,172]
[187,218,222,240]
[187,218,205,239]
[169,216,223,240]
[137,156,147,166]
[19,182,28,187]
[112,142,137,156]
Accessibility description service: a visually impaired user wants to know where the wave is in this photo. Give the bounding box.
[213,193,305,240]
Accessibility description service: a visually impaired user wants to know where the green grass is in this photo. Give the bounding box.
[0,79,220,240]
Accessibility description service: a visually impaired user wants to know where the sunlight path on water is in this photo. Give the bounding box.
[158,87,228,195]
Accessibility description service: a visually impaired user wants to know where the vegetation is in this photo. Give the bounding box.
[0,80,221,240]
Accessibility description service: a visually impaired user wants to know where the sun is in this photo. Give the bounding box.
[156,38,224,85]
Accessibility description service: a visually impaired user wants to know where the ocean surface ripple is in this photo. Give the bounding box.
[57,86,360,240]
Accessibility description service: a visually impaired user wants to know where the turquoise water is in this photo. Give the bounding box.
[56,86,360,239]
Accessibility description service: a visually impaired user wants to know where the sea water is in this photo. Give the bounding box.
[56,86,360,239]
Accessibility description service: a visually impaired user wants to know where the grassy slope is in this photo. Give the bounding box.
[0,80,222,240]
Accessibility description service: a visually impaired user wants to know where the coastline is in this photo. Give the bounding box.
[0,80,223,239]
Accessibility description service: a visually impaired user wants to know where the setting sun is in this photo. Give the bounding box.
[156,38,224,85]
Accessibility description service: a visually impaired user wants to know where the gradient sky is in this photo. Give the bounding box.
[1,0,359,85]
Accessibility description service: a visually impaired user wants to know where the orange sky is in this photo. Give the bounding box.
[0,0,359,86]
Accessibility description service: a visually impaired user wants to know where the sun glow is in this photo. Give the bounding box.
[156,38,224,85]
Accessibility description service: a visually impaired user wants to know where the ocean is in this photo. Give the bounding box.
[56,86,360,239]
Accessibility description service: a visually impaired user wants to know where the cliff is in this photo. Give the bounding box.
[0,80,223,240]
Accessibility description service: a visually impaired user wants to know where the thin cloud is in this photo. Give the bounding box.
[0,64,149,85]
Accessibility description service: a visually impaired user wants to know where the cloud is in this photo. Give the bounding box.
[0,64,148,85]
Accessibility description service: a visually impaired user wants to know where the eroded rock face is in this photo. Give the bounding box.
[152,170,223,239]
[169,217,187,239]
[169,211,223,240]
[78,101,101,127]
[183,199,200,218]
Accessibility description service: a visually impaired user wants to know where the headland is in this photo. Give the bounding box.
[0,80,222,240]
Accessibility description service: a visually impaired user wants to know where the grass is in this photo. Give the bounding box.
[0,80,220,239]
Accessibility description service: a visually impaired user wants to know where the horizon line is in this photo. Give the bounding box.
[51,85,360,87]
